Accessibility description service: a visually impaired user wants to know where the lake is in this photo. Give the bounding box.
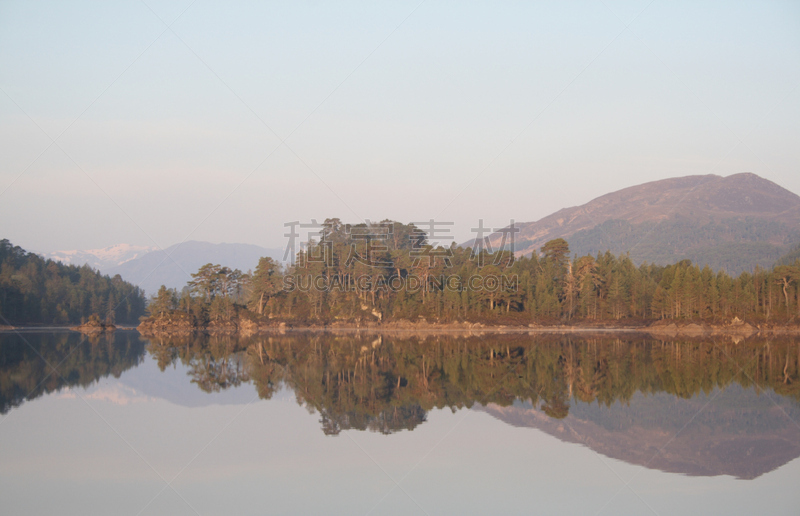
[1,330,798,515]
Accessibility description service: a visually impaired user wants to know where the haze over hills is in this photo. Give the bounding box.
[469,173,800,274]
[39,173,800,296]
[106,241,284,297]
[40,244,157,271]
[777,243,800,267]
[40,241,284,297]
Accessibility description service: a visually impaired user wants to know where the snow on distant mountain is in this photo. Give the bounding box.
[38,241,284,296]
[42,244,158,271]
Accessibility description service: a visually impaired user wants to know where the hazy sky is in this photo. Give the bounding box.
[1,0,798,253]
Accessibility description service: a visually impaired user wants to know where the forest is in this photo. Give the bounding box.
[145,219,800,327]
[0,239,146,325]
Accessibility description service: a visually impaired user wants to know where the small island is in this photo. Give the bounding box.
[71,313,116,334]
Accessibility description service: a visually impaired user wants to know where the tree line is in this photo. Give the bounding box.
[0,239,146,325]
[146,219,800,326]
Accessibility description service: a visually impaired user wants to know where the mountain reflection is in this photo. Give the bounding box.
[142,332,800,478]
[2,331,799,478]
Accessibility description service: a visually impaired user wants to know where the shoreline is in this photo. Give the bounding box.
[0,325,139,333]
[3,321,799,338]
[136,318,799,338]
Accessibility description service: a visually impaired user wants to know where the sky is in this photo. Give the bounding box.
[1,0,798,253]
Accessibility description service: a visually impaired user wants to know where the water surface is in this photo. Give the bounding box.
[1,331,798,515]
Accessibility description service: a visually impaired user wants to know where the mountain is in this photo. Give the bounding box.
[478,384,800,480]
[776,243,800,267]
[469,173,800,274]
[41,244,157,270]
[106,241,283,296]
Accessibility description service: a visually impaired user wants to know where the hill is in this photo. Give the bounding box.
[106,241,283,296]
[470,173,800,274]
[775,243,800,267]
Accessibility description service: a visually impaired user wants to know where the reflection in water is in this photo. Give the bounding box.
[143,332,800,478]
[1,330,799,478]
[0,331,145,414]
[147,334,251,393]
[479,385,800,479]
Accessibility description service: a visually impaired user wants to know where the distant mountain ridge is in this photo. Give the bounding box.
[468,173,800,274]
[42,241,284,297]
[41,244,157,270]
[106,241,284,296]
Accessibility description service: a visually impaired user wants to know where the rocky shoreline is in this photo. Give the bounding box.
[71,320,116,334]
[136,316,800,339]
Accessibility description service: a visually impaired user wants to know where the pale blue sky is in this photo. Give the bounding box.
[1,0,798,252]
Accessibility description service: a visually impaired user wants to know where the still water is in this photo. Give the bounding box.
[1,330,798,515]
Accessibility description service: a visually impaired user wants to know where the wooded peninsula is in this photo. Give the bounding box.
[0,239,146,327]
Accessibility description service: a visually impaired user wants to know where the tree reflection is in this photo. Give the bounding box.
[0,331,145,414]
[142,333,800,437]
[145,334,250,393]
